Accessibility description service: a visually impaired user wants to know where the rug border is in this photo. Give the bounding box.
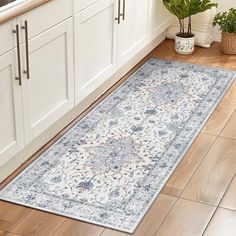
[0,58,235,234]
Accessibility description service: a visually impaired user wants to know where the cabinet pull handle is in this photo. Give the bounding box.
[121,0,125,20]
[21,20,30,79]
[115,0,121,24]
[13,25,22,86]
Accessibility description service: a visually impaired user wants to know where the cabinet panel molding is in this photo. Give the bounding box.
[21,19,74,143]
[74,0,118,105]
[0,49,24,167]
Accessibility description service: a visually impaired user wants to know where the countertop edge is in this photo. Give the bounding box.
[0,0,52,25]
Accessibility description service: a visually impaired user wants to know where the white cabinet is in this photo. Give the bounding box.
[17,0,72,42]
[73,0,160,105]
[151,0,173,39]
[73,0,100,13]
[0,19,16,56]
[21,19,74,144]
[74,0,117,104]
[0,17,74,168]
[0,50,24,166]
[117,0,151,68]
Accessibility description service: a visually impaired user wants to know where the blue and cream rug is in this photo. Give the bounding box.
[0,59,235,233]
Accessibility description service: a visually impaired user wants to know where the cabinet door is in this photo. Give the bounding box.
[151,0,173,39]
[74,0,118,104]
[22,19,74,144]
[0,50,24,167]
[117,0,151,69]
[0,19,16,56]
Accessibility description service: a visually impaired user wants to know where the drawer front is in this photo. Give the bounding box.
[0,19,16,56]
[18,0,73,40]
[73,0,100,13]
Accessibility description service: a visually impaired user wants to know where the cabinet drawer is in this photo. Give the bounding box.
[73,0,100,13]
[0,19,16,56]
[18,0,73,40]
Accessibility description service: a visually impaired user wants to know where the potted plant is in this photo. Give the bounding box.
[213,8,236,54]
[163,0,218,54]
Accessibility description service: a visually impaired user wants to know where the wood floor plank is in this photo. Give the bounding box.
[0,201,31,232]
[223,54,236,71]
[220,175,236,211]
[220,80,236,109]
[155,199,215,236]
[196,43,228,68]
[220,110,236,140]
[152,39,176,59]
[161,134,216,197]
[201,101,235,136]
[204,208,236,236]
[0,230,20,236]
[101,194,176,236]
[11,210,65,236]
[53,219,104,236]
[181,137,236,205]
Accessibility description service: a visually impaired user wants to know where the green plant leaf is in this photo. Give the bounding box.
[213,8,236,34]
[163,0,217,19]
[162,0,218,36]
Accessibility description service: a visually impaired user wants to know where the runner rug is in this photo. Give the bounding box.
[1,58,235,233]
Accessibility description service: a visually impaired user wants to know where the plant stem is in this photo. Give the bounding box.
[179,19,182,34]
[179,19,185,35]
[188,16,192,35]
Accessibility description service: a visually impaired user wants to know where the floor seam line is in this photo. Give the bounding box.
[218,109,236,138]
[151,196,179,236]
[178,135,218,198]
[202,206,219,236]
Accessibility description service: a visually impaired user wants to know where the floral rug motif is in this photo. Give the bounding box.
[0,59,235,233]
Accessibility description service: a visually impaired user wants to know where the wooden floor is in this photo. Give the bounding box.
[1,39,236,236]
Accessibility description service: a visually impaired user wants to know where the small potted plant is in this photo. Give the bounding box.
[213,8,236,54]
[163,0,218,54]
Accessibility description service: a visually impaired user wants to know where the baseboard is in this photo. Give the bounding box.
[153,16,173,40]
[0,31,166,183]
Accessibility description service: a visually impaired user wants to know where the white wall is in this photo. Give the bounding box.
[212,0,236,42]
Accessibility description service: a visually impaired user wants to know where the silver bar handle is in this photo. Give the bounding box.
[121,0,125,20]
[13,25,22,86]
[21,20,30,79]
[115,0,121,24]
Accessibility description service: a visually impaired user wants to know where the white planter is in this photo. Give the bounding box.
[175,34,195,54]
